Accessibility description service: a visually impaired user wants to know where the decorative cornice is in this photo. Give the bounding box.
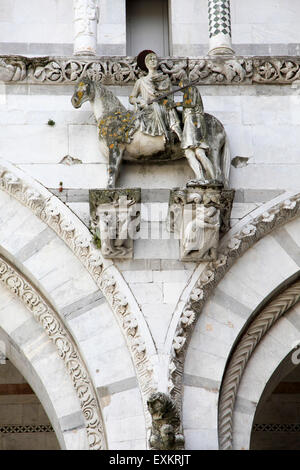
[168,193,300,410]
[0,255,106,450]
[219,279,300,450]
[0,160,156,434]
[2,55,300,86]
[0,424,54,434]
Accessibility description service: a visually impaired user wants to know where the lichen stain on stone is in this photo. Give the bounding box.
[231,156,249,168]
[206,323,213,331]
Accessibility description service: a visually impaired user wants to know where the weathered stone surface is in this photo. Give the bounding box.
[3,55,300,86]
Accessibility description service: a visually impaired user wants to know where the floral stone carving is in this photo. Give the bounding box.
[169,185,234,262]
[89,188,141,259]
[147,392,184,450]
[3,55,300,86]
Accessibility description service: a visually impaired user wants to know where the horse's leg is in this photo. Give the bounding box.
[107,145,124,188]
[210,133,225,184]
[195,148,215,180]
[185,149,204,180]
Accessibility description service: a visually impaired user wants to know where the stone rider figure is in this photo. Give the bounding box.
[129,50,182,143]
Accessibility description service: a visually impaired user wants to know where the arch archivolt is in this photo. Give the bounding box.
[0,254,105,449]
[176,193,300,449]
[0,159,156,449]
[219,280,300,450]
[3,159,300,450]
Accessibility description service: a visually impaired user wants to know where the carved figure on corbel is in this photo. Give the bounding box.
[89,188,141,259]
[147,392,184,450]
[169,186,234,262]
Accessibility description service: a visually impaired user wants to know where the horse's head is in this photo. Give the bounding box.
[71,77,95,108]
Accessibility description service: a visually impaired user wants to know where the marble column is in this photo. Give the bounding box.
[208,0,234,55]
[73,0,99,56]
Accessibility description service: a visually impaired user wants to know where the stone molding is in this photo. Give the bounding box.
[0,255,106,450]
[0,424,54,433]
[168,192,300,411]
[219,280,300,450]
[0,160,156,433]
[2,55,300,86]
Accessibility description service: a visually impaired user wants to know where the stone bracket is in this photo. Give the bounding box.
[89,188,141,259]
[169,186,234,262]
[2,55,300,86]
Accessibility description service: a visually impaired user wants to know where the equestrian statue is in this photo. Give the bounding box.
[71,50,231,189]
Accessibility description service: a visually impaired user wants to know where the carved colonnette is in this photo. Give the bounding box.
[2,55,300,86]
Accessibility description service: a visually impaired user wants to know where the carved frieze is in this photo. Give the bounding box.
[90,189,141,259]
[2,55,300,86]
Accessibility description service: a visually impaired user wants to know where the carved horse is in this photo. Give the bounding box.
[71,77,231,188]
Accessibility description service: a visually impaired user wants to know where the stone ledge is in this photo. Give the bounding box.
[1,55,300,86]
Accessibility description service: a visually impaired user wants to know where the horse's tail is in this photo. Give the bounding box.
[222,135,231,189]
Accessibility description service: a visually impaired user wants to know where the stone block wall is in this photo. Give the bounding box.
[171,0,300,55]
[0,81,296,228]
[2,0,300,56]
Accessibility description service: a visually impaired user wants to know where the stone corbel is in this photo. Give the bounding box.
[147,392,185,450]
[169,186,235,262]
[89,188,141,259]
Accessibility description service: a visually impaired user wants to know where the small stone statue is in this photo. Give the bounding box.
[147,392,184,450]
[180,81,217,185]
[182,205,220,260]
[129,50,182,143]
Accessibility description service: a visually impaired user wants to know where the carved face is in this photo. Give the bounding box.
[71,80,91,108]
[148,395,165,419]
[145,53,158,71]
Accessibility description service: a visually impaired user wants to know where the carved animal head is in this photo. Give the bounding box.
[147,392,179,422]
[71,77,95,108]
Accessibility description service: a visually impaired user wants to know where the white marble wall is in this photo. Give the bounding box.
[0,0,74,55]
[2,0,300,56]
[1,84,300,199]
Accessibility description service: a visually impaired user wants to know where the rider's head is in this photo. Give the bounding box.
[137,50,157,72]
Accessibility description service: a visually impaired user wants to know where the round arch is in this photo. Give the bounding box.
[180,196,300,449]
[230,298,300,449]
[0,274,87,449]
[0,159,155,449]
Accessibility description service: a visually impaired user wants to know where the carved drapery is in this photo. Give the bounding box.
[2,56,300,86]
[208,0,234,55]
[73,0,99,56]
